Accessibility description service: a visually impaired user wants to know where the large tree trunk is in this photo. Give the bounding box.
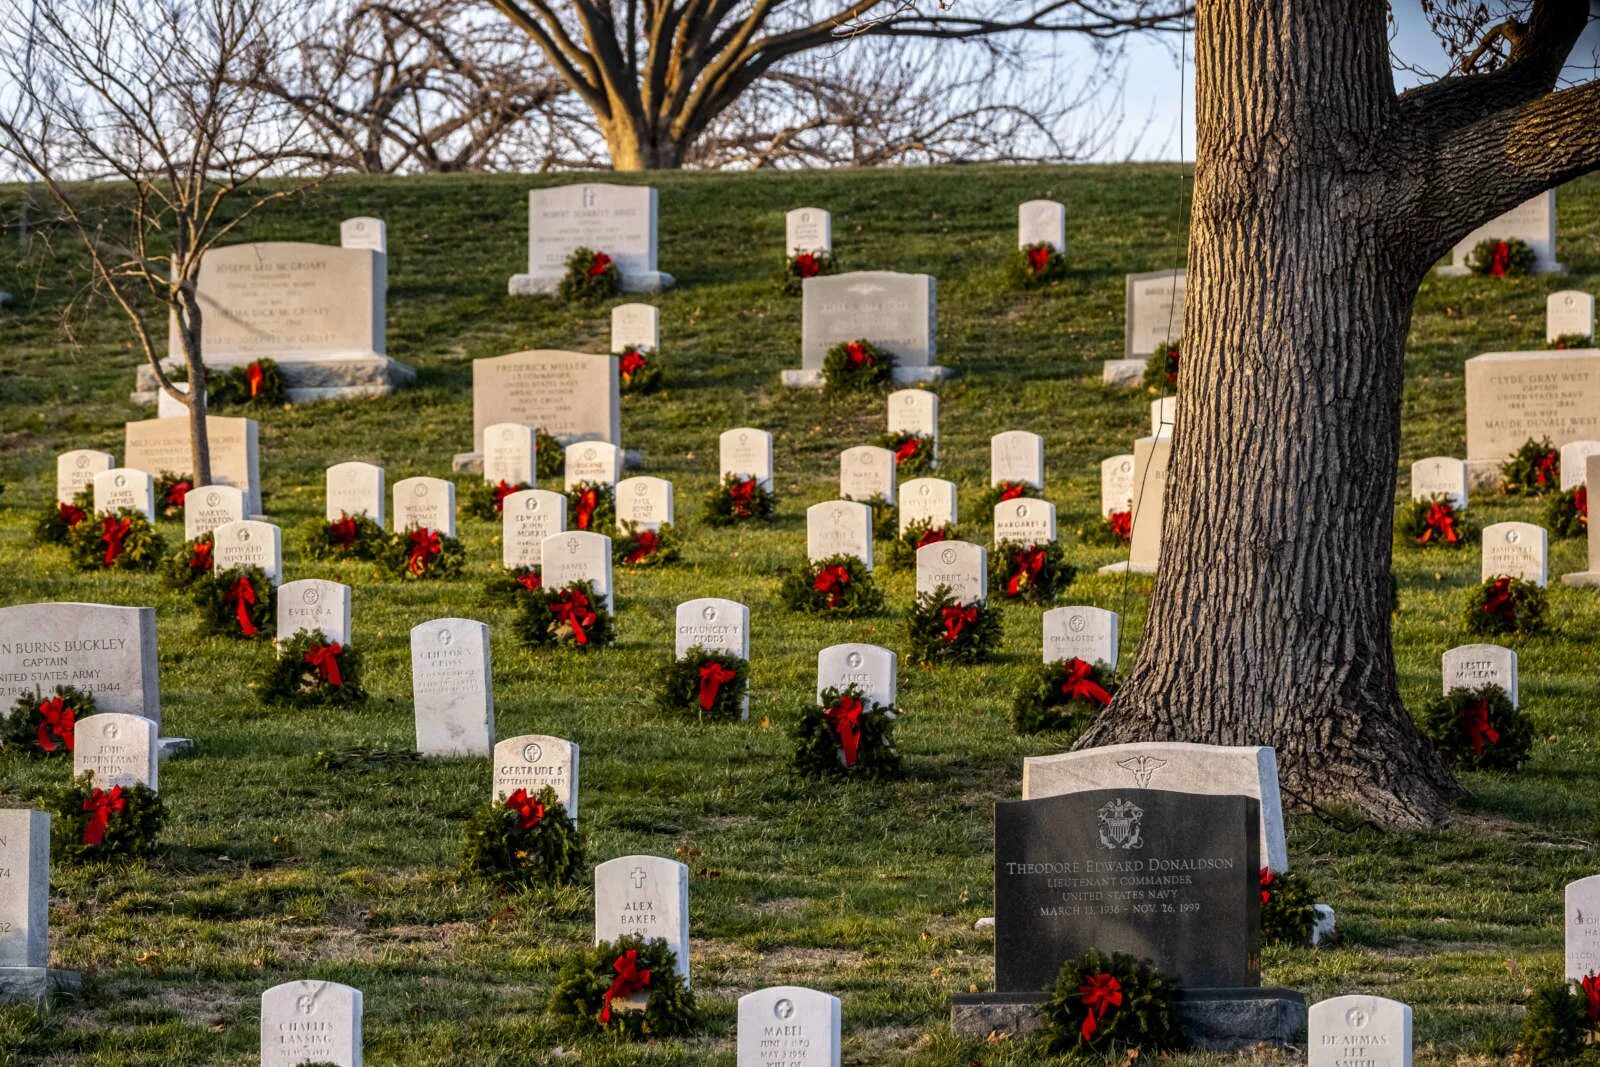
[1077,1,1462,827]
[600,113,687,171]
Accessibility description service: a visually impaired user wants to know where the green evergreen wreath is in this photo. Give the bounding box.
[1464,575,1547,637]
[977,479,1034,515]
[618,344,663,394]
[548,935,698,1039]
[382,526,467,580]
[1077,509,1133,547]
[566,481,616,533]
[558,246,622,303]
[537,429,564,480]
[47,772,165,863]
[1518,980,1599,1066]
[1396,495,1479,549]
[780,249,837,296]
[779,554,884,616]
[792,685,900,778]
[856,494,897,540]
[1547,333,1595,350]
[875,430,934,476]
[1466,236,1537,276]
[258,630,368,708]
[1420,684,1533,770]
[193,565,276,639]
[483,565,544,606]
[463,786,583,888]
[1142,341,1180,391]
[205,359,287,407]
[1258,867,1320,946]
[67,508,165,571]
[821,339,894,395]
[304,512,386,562]
[2,685,96,757]
[907,588,1001,666]
[160,533,215,590]
[990,540,1075,603]
[1013,241,1068,287]
[657,647,749,721]
[1500,436,1561,496]
[1010,658,1120,735]
[515,580,616,650]
[1040,948,1186,1057]
[886,519,958,570]
[154,471,192,520]
[703,474,776,526]
[463,478,530,521]
[33,486,93,545]
[1546,485,1589,539]
[614,521,680,568]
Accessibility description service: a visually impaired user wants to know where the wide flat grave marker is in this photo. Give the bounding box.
[1439,191,1562,275]
[790,271,941,386]
[125,416,260,514]
[0,603,161,724]
[1464,350,1600,473]
[470,350,620,452]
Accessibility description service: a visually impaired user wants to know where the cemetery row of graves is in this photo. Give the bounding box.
[1,165,1598,1063]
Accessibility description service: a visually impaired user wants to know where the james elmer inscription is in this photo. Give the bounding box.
[994,788,1259,993]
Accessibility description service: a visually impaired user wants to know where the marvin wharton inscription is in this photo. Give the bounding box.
[994,788,1260,993]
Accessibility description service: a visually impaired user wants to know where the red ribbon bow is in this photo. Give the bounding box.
[36,696,76,753]
[599,949,652,1023]
[303,642,344,687]
[100,515,131,566]
[330,515,359,548]
[619,349,648,381]
[1417,500,1459,545]
[915,525,948,550]
[575,488,598,530]
[516,570,543,592]
[491,480,518,513]
[1482,577,1516,620]
[165,480,191,508]
[1006,547,1047,597]
[845,340,871,367]
[812,564,852,607]
[586,252,613,278]
[728,478,758,517]
[1489,240,1511,277]
[504,787,545,831]
[1026,245,1052,274]
[1578,485,1590,529]
[1460,697,1501,756]
[697,662,738,711]
[999,482,1025,501]
[894,436,921,463]
[1060,658,1113,707]
[82,785,127,846]
[552,588,597,646]
[226,577,259,636]
[1259,866,1274,906]
[1078,972,1123,1042]
[1163,346,1179,385]
[247,361,265,398]
[1107,510,1132,541]
[1584,973,1600,1022]
[189,539,213,571]
[825,694,864,767]
[1535,450,1558,486]
[407,528,442,576]
[793,252,820,278]
[940,603,978,643]
[58,501,87,528]
[624,529,660,564]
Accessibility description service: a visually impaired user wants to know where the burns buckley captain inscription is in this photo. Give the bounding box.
[994,788,1260,993]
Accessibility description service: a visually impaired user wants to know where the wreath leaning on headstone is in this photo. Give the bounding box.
[1518,977,1600,1065]
[47,772,165,863]
[305,511,386,562]
[197,358,287,407]
[193,564,276,639]
[558,246,622,303]
[780,554,884,617]
[1142,341,1180,391]
[1546,485,1588,539]
[67,508,165,572]
[515,580,615,650]
[462,785,583,888]
[547,935,698,1038]
[154,471,191,520]
[1466,236,1536,277]
[1077,509,1133,547]
[483,565,543,606]
[613,521,680,568]
[33,486,93,545]
[702,474,776,526]
[792,685,900,778]
[907,588,1001,666]
[821,339,894,395]
[1420,684,1532,771]
[566,481,616,533]
[780,249,836,296]
[875,430,934,476]
[463,479,530,522]
[617,344,663,394]
[1396,494,1478,549]
[857,495,897,541]
[1,685,95,758]
[1010,658,1120,735]
[382,526,466,580]
[1463,575,1547,637]
[657,646,749,722]
[258,629,368,708]
[161,533,215,590]
[1040,947,1186,1057]
[977,479,1032,515]
[1547,332,1594,351]
[990,540,1075,604]
[1258,867,1321,946]
[886,518,957,570]
[1500,436,1561,496]
[1013,240,1068,287]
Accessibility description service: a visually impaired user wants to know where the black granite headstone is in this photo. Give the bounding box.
[995,787,1260,993]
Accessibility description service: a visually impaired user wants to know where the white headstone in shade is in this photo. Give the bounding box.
[1043,606,1119,669]
[1570,454,1600,585]
[340,215,386,254]
[492,734,579,818]
[73,712,158,791]
[993,498,1056,547]
[1568,875,1600,979]
[990,430,1044,489]
[1548,290,1596,342]
[124,415,260,514]
[1560,440,1600,491]
[1127,436,1171,573]
[260,979,363,1067]
[156,381,189,419]
[1017,199,1066,252]
[502,489,566,569]
[720,428,774,490]
[839,445,896,503]
[1441,190,1563,275]
[887,389,939,464]
[915,540,986,604]
[786,207,832,255]
[0,603,161,723]
[1125,268,1185,357]
[1442,644,1518,707]
[674,598,750,660]
[511,183,670,294]
[594,856,691,986]
[798,271,938,378]
[57,449,114,505]
[738,985,842,1067]
[1024,742,1288,872]
[276,579,352,646]
[611,303,660,352]
[212,519,283,586]
[897,477,958,534]
[392,476,456,538]
[816,644,896,709]
[0,809,49,969]
[409,618,494,758]
[540,531,614,612]
[92,468,155,522]
[806,500,874,569]
[1100,455,1135,517]
[1410,456,1469,509]
[326,461,385,527]
[1308,994,1412,1067]
[183,484,245,541]
[482,423,537,488]
[1481,521,1548,586]
[564,440,622,489]
[1150,396,1177,439]
[615,476,674,531]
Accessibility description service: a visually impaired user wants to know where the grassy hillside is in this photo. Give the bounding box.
[1,164,1598,1066]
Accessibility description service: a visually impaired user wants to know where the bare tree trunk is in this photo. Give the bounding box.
[1077,1,1462,827]
[600,113,686,171]
[174,278,214,489]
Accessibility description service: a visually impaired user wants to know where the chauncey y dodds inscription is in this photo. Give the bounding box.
[994,788,1260,994]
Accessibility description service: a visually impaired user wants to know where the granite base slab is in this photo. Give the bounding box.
[1562,571,1600,587]
[133,356,415,405]
[780,366,951,388]
[509,270,674,295]
[952,987,1305,1051]
[1102,359,1146,387]
[0,967,81,1005]
[451,449,642,475]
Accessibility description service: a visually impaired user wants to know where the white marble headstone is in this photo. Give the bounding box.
[738,985,841,1067]
[1441,190,1562,275]
[392,476,456,538]
[1410,457,1469,509]
[502,489,567,569]
[540,532,614,612]
[472,350,621,450]
[806,501,874,569]
[720,428,774,490]
[492,734,578,818]
[990,431,1044,489]
[482,423,537,488]
[513,183,668,294]
[1127,435,1171,573]
[1151,396,1177,439]
[1569,875,1600,979]
[674,598,750,660]
[1442,644,1518,707]
[260,979,363,1067]
[993,498,1056,547]
[915,540,986,604]
[1481,521,1548,586]
[409,619,493,758]
[786,208,832,255]
[1043,606,1119,669]
[611,303,659,352]
[1101,454,1135,516]
[184,484,245,541]
[615,476,674,531]
[326,461,385,527]
[839,446,896,503]
[1017,199,1066,252]
[887,389,938,463]
[1125,268,1185,357]
[594,856,691,985]
[0,603,161,723]
[816,644,895,708]
[1547,290,1595,342]
[340,216,386,254]
[1560,440,1600,491]
[897,478,957,534]
[92,468,155,522]
[73,712,158,791]
[1308,994,1412,1067]
[56,449,114,505]
[564,441,622,489]
[0,810,49,969]
[212,519,283,586]
[276,579,352,646]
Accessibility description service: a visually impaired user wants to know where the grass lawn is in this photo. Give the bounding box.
[1,163,1598,1065]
